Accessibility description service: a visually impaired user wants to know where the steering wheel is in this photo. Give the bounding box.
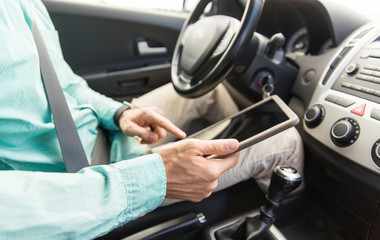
[171,0,264,98]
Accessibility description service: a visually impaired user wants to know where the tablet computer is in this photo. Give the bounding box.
[188,95,299,157]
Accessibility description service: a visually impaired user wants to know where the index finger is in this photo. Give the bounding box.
[147,111,187,139]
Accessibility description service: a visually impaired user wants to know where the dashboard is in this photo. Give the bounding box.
[234,0,380,176]
[256,0,334,56]
[244,1,380,236]
[304,22,380,175]
[228,0,380,195]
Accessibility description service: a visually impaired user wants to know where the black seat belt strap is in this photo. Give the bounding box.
[32,22,90,173]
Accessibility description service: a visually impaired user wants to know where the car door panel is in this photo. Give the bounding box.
[43,0,186,99]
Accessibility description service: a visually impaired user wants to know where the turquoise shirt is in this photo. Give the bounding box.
[0,0,166,238]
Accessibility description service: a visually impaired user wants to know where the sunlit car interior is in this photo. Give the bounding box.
[42,0,380,239]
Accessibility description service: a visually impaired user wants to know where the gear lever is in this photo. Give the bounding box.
[260,166,302,225]
[215,166,302,240]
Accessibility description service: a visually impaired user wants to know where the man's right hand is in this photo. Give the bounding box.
[157,139,240,202]
[118,107,186,144]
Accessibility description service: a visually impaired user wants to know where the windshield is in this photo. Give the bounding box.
[332,0,380,19]
[95,0,380,17]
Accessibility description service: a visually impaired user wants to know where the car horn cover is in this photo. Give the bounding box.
[171,0,264,98]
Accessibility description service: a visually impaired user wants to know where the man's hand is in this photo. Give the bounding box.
[158,139,240,202]
[119,107,186,144]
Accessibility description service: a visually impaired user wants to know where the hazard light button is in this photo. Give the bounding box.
[351,104,366,116]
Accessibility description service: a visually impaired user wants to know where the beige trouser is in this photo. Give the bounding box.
[132,83,304,205]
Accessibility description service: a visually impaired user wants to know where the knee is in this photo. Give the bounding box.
[278,127,303,153]
[263,127,304,170]
[279,128,304,170]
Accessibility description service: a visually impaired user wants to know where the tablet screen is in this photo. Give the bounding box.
[189,97,292,143]
[211,99,289,141]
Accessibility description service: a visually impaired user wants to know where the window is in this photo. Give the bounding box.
[99,0,200,12]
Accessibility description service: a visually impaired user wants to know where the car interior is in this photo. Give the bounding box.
[42,0,380,239]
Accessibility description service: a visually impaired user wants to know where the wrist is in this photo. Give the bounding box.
[113,101,134,127]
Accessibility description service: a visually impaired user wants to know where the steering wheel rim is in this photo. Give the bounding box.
[171,0,264,98]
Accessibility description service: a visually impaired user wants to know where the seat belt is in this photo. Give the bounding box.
[32,22,90,173]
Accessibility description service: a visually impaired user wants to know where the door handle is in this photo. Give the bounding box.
[137,41,168,56]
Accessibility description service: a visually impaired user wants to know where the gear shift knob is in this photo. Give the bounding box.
[267,166,302,204]
[260,166,302,225]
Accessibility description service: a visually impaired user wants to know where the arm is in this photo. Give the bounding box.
[28,0,124,131]
[30,1,186,139]
[0,139,239,239]
[0,154,166,240]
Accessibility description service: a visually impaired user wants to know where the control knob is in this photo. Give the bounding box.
[304,104,325,128]
[372,139,380,168]
[330,118,360,147]
[345,63,359,75]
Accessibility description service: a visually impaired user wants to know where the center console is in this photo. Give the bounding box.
[303,21,380,240]
[304,22,380,175]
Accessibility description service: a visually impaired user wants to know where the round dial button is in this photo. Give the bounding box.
[345,63,359,75]
[304,104,325,128]
[330,118,360,147]
[331,121,354,141]
[372,139,380,169]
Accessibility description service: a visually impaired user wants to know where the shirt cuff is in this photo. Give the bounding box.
[99,101,124,131]
[113,104,131,127]
[117,153,167,219]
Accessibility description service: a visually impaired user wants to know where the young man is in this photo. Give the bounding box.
[0,0,303,239]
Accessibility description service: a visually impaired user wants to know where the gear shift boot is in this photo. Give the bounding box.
[210,166,302,240]
[215,215,268,240]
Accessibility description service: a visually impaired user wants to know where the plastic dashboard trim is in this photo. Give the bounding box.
[302,130,380,200]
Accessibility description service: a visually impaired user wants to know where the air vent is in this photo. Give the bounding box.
[322,47,352,85]
[354,27,374,40]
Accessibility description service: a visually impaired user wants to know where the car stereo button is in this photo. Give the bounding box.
[345,64,359,75]
[325,94,339,103]
[373,72,380,78]
[342,82,353,88]
[360,52,370,59]
[335,97,355,107]
[352,84,363,91]
[372,78,380,84]
[360,69,373,76]
[364,64,378,70]
[351,104,366,116]
[356,75,374,82]
[371,108,380,121]
[361,87,375,95]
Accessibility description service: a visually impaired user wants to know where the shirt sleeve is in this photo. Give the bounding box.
[0,153,166,240]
